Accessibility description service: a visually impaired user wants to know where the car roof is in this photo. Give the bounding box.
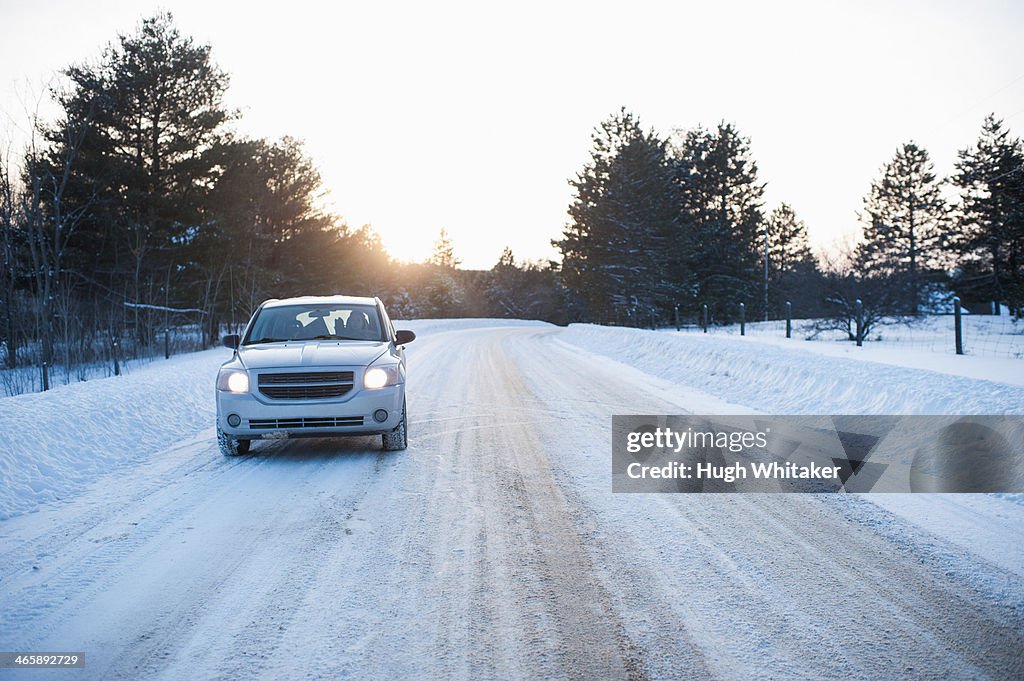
[260,295,379,309]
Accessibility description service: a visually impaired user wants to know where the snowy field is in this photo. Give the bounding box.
[0,319,1022,679]
[680,312,1024,361]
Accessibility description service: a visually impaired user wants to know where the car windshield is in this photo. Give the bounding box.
[244,304,386,344]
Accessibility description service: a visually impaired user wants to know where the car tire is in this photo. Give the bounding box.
[382,401,408,451]
[218,426,251,456]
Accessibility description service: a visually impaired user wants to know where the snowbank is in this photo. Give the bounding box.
[558,324,1024,415]
[0,348,230,520]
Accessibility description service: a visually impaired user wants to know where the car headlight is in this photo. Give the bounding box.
[217,368,249,393]
[364,363,402,389]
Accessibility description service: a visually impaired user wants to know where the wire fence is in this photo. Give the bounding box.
[0,325,213,397]
[664,307,1023,359]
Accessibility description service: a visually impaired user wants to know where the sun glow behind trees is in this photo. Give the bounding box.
[2,2,1023,269]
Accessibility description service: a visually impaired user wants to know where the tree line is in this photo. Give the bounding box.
[3,13,1022,381]
[555,108,1024,329]
[0,14,572,377]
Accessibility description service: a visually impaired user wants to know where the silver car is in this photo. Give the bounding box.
[215,295,415,456]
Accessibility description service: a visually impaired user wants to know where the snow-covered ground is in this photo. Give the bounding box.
[0,348,227,521]
[562,323,1024,414]
[0,319,1022,679]
[686,313,1024,361]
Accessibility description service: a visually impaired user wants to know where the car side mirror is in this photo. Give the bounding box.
[222,334,240,349]
[395,330,416,345]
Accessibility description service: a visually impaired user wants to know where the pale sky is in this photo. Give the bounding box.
[2,0,1023,269]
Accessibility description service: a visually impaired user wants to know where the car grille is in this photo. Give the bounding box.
[258,371,354,399]
[248,416,365,429]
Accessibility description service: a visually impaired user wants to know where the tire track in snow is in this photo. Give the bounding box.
[511,328,1024,680]
[2,323,1021,680]
[278,326,658,679]
[0,433,393,679]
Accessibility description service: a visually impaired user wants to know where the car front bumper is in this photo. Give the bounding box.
[217,383,405,439]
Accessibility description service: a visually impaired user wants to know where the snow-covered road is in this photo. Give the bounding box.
[1,323,1023,679]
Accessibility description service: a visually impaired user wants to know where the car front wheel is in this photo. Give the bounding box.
[382,402,408,451]
[218,425,251,456]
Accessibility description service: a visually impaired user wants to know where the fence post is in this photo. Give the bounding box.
[674,303,680,332]
[113,340,120,376]
[41,361,49,391]
[785,301,792,338]
[164,328,171,360]
[702,304,708,333]
[855,299,863,347]
[954,296,964,355]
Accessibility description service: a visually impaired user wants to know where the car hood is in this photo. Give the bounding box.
[237,341,389,370]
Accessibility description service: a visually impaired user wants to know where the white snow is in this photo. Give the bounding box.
[675,314,1024,383]
[2,320,1022,522]
[559,323,1024,414]
[0,318,1022,679]
[396,317,552,335]
[867,493,1024,578]
[551,323,1024,580]
[0,347,231,520]
[0,321,544,521]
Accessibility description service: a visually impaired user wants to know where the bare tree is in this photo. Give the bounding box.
[22,90,98,371]
[0,143,20,368]
[811,238,915,342]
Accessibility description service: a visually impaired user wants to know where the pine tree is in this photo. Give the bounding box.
[556,108,680,322]
[952,115,1024,313]
[766,203,813,276]
[196,136,335,318]
[423,228,463,316]
[430,228,461,268]
[43,12,230,342]
[857,142,946,313]
[671,122,765,321]
[763,203,817,313]
[486,247,521,317]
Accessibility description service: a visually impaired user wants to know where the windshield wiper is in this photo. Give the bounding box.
[246,335,382,344]
[245,337,290,345]
[309,334,377,341]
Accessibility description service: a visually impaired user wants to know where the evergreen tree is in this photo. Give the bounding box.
[764,203,817,314]
[196,136,331,313]
[42,12,230,342]
[556,108,680,322]
[671,122,765,321]
[766,203,814,276]
[952,115,1024,313]
[430,228,462,268]
[857,142,946,313]
[486,247,523,317]
[423,228,463,316]
[484,248,579,323]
